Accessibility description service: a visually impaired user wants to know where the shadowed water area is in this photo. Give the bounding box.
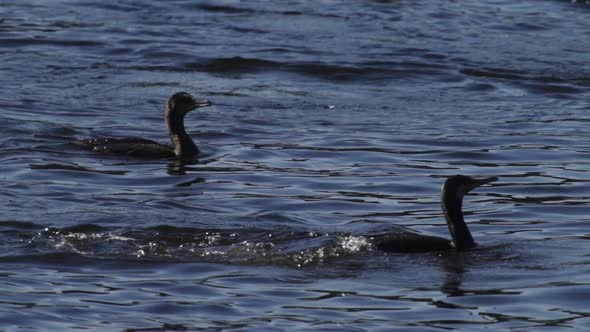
[1,0,590,331]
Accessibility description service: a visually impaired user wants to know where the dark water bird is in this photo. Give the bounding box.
[374,175,498,252]
[78,92,211,159]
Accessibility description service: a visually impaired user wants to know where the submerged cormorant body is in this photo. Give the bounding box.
[374,175,498,252]
[78,92,211,159]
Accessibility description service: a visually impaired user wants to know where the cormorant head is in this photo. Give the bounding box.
[443,175,498,199]
[167,91,211,116]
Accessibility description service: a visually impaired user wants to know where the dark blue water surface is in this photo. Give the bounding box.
[1,0,590,331]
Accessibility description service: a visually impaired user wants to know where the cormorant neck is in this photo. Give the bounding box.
[441,185,475,250]
[165,107,198,158]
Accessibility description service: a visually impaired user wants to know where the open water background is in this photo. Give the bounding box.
[1,0,590,331]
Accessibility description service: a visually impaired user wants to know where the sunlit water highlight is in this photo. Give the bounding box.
[1,0,590,331]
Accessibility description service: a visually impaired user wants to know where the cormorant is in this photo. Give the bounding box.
[78,92,211,159]
[374,175,498,252]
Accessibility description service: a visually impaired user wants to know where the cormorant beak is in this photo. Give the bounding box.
[192,99,212,109]
[465,176,499,193]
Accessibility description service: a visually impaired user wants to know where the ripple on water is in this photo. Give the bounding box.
[1,0,590,331]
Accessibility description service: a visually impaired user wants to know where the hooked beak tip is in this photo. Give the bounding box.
[475,176,499,187]
[194,100,212,108]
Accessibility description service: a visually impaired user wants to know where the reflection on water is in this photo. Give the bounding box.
[1,0,590,330]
